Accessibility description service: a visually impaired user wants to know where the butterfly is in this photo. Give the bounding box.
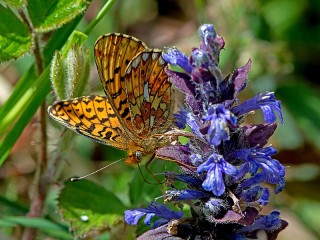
[48,33,174,165]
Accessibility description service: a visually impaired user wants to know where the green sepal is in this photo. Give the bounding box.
[50,51,67,100]
[50,31,89,100]
[66,45,90,98]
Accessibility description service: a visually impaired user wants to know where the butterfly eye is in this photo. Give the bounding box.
[135,151,143,159]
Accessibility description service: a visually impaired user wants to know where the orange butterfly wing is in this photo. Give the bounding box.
[94,33,147,132]
[48,96,129,150]
[125,50,174,138]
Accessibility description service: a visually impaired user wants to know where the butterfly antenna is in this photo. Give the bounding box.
[70,158,124,181]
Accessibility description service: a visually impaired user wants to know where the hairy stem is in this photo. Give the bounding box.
[19,9,47,240]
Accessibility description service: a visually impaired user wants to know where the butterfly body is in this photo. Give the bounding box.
[48,33,174,165]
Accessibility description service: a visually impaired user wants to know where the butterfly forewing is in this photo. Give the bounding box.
[125,50,174,137]
[48,96,128,150]
[94,33,147,128]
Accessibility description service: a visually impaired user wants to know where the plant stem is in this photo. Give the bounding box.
[83,0,117,35]
[19,9,46,240]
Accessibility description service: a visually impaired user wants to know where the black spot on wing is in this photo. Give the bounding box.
[110,87,122,98]
[87,115,97,121]
[114,67,120,74]
[94,98,104,103]
[105,78,115,84]
[100,118,108,123]
[120,107,130,118]
[75,122,84,128]
[86,124,95,133]
[105,131,112,140]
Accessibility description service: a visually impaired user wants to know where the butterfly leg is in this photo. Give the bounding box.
[153,154,196,172]
[144,153,166,184]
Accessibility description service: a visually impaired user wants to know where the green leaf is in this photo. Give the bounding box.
[0,216,73,239]
[0,66,51,165]
[1,0,24,9]
[0,67,36,136]
[0,4,32,62]
[27,0,91,32]
[58,179,126,238]
[0,195,28,215]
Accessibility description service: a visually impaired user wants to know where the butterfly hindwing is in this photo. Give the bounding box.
[48,96,128,150]
[124,50,174,137]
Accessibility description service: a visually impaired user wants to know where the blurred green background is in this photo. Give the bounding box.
[1,0,320,239]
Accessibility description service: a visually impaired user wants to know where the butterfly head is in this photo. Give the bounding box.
[126,151,143,165]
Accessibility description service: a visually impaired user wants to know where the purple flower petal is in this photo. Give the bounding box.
[163,48,192,73]
[199,24,217,46]
[232,147,285,192]
[125,210,146,225]
[144,213,155,225]
[197,153,238,196]
[124,202,183,227]
[232,92,284,124]
[203,104,237,146]
[165,190,211,201]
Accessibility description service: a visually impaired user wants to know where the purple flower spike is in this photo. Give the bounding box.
[126,23,287,239]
